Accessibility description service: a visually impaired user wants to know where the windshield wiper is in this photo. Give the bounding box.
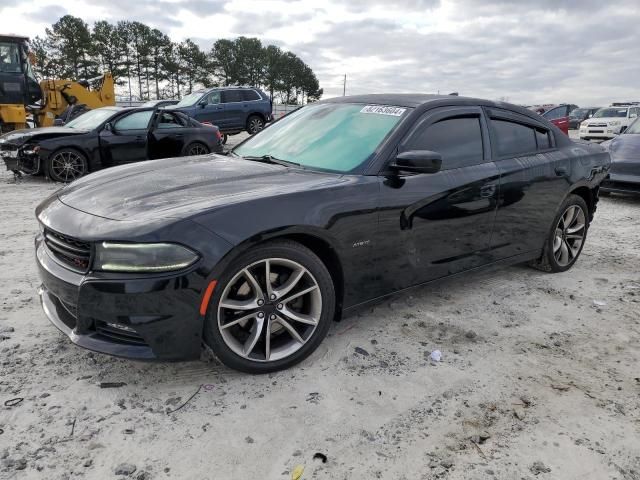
[241,155,301,168]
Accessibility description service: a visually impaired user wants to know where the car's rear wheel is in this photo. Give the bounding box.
[247,115,265,135]
[203,240,335,373]
[183,142,210,156]
[529,194,589,273]
[48,148,88,183]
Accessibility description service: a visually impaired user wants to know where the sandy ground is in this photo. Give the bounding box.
[1,134,639,480]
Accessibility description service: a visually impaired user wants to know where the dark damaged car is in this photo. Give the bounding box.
[34,94,610,373]
[0,107,223,182]
[599,117,640,195]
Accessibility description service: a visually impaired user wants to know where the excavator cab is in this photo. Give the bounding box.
[0,34,42,132]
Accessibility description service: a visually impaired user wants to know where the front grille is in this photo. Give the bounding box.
[588,123,607,128]
[44,229,91,272]
[94,321,148,346]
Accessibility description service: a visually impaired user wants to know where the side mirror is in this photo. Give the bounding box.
[103,122,113,132]
[391,150,442,174]
[620,126,628,133]
[198,100,207,108]
[53,118,65,127]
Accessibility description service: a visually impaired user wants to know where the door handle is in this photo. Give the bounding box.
[555,166,568,176]
[480,184,496,198]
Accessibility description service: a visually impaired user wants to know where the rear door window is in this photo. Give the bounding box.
[406,116,484,170]
[491,119,537,157]
[222,90,243,103]
[535,128,551,150]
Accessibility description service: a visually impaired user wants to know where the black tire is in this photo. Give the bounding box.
[203,240,336,373]
[246,115,265,135]
[221,133,228,145]
[182,142,210,156]
[529,194,589,273]
[47,148,88,183]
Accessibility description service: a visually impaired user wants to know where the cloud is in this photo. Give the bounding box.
[7,0,640,106]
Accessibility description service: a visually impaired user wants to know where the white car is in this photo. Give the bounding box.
[579,105,640,140]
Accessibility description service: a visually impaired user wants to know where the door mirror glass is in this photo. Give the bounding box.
[391,150,442,174]
[103,122,112,132]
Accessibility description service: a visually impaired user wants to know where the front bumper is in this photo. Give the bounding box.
[36,233,205,361]
[2,151,41,174]
[579,125,622,139]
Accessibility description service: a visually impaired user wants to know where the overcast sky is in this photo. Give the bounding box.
[2,0,639,105]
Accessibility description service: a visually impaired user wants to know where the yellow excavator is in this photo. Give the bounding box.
[0,34,115,134]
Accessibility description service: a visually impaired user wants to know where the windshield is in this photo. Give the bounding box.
[175,91,204,107]
[625,118,640,134]
[234,103,408,173]
[593,108,628,118]
[65,108,118,129]
[569,108,588,118]
[0,42,21,73]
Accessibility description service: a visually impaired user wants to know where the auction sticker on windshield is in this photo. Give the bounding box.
[360,105,406,116]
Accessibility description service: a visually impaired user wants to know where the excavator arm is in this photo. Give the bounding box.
[36,73,115,127]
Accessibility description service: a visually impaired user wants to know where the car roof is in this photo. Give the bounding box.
[320,93,545,121]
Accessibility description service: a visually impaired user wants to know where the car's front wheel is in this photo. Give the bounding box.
[47,148,88,183]
[203,240,335,373]
[530,194,589,273]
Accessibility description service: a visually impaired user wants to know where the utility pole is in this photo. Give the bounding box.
[343,74,346,96]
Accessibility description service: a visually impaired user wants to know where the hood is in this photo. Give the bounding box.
[57,155,339,221]
[583,117,625,125]
[0,127,89,146]
[608,134,640,162]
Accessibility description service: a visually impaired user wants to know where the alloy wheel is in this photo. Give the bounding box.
[50,151,85,182]
[188,144,208,156]
[553,205,586,267]
[248,118,264,134]
[217,258,322,363]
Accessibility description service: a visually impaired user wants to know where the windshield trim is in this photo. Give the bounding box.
[175,91,206,108]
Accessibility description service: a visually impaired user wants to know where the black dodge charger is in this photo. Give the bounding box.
[0,106,223,182]
[34,94,610,373]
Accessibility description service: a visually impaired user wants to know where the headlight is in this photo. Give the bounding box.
[21,144,40,155]
[609,121,621,126]
[94,242,199,272]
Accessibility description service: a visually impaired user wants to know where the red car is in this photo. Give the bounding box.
[542,104,579,135]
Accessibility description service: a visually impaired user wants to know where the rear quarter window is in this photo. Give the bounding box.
[241,90,261,101]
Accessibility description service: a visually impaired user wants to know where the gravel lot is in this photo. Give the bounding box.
[1,139,639,480]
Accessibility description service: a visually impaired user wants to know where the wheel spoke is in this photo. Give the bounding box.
[280,305,318,326]
[273,268,305,299]
[220,312,256,330]
[281,284,318,304]
[243,268,264,301]
[264,317,271,360]
[275,315,305,343]
[265,259,274,299]
[219,298,259,311]
[558,240,569,264]
[243,317,264,356]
